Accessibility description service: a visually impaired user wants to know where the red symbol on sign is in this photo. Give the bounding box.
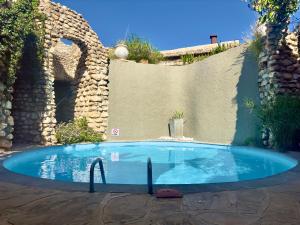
[111,128,120,136]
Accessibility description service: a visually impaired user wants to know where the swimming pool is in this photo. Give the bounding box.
[3,142,298,185]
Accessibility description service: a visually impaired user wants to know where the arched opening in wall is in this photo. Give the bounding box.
[51,38,87,124]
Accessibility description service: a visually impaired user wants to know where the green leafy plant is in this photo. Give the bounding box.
[125,35,163,64]
[0,0,45,87]
[0,0,9,7]
[245,96,300,151]
[244,137,262,146]
[211,44,228,54]
[108,48,117,60]
[171,111,184,120]
[181,54,195,64]
[195,54,211,62]
[180,44,229,65]
[56,117,103,144]
[249,35,263,59]
[246,0,300,24]
[244,98,256,112]
[246,24,264,59]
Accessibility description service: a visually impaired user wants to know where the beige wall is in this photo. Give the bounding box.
[107,44,260,145]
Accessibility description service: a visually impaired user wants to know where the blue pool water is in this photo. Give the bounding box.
[3,142,298,185]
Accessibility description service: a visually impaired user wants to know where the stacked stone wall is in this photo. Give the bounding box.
[258,24,300,104]
[257,24,300,146]
[0,82,13,150]
[52,41,82,81]
[0,0,109,150]
[12,74,45,144]
[40,0,109,141]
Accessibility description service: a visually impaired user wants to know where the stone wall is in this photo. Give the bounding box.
[52,41,82,81]
[40,0,109,141]
[0,0,109,150]
[0,3,14,150]
[52,41,82,123]
[12,76,43,144]
[258,24,300,104]
[0,81,13,150]
[258,24,300,146]
[108,45,260,144]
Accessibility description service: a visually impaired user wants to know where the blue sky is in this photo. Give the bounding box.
[55,0,258,50]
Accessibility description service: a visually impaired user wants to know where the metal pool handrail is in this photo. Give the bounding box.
[89,158,106,193]
[147,157,153,195]
[89,157,153,194]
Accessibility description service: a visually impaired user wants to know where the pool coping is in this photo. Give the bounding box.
[1,142,300,194]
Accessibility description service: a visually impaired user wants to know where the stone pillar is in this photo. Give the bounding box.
[258,23,289,104]
[0,82,14,150]
[259,23,300,102]
[257,22,300,146]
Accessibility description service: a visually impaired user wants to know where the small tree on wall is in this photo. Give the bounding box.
[246,0,300,24]
[0,0,45,148]
[0,0,44,88]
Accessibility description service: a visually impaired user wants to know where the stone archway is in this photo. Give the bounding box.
[36,0,109,144]
[51,39,81,123]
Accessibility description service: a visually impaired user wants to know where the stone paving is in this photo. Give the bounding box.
[1,174,300,224]
[1,149,300,225]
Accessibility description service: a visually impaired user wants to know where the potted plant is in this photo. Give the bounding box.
[169,111,184,138]
[114,41,129,60]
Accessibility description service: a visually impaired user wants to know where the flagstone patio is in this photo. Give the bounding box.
[1,178,300,225]
[1,150,300,225]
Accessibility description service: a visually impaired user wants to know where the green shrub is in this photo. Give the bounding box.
[56,117,103,144]
[125,35,163,64]
[0,0,45,87]
[181,54,195,64]
[243,136,263,147]
[180,44,229,65]
[211,44,228,55]
[245,95,300,151]
[248,31,263,59]
[246,0,299,24]
[195,54,210,62]
[171,111,184,119]
[108,48,117,60]
[149,50,164,64]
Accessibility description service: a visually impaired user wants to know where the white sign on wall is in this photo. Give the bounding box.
[111,128,120,136]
